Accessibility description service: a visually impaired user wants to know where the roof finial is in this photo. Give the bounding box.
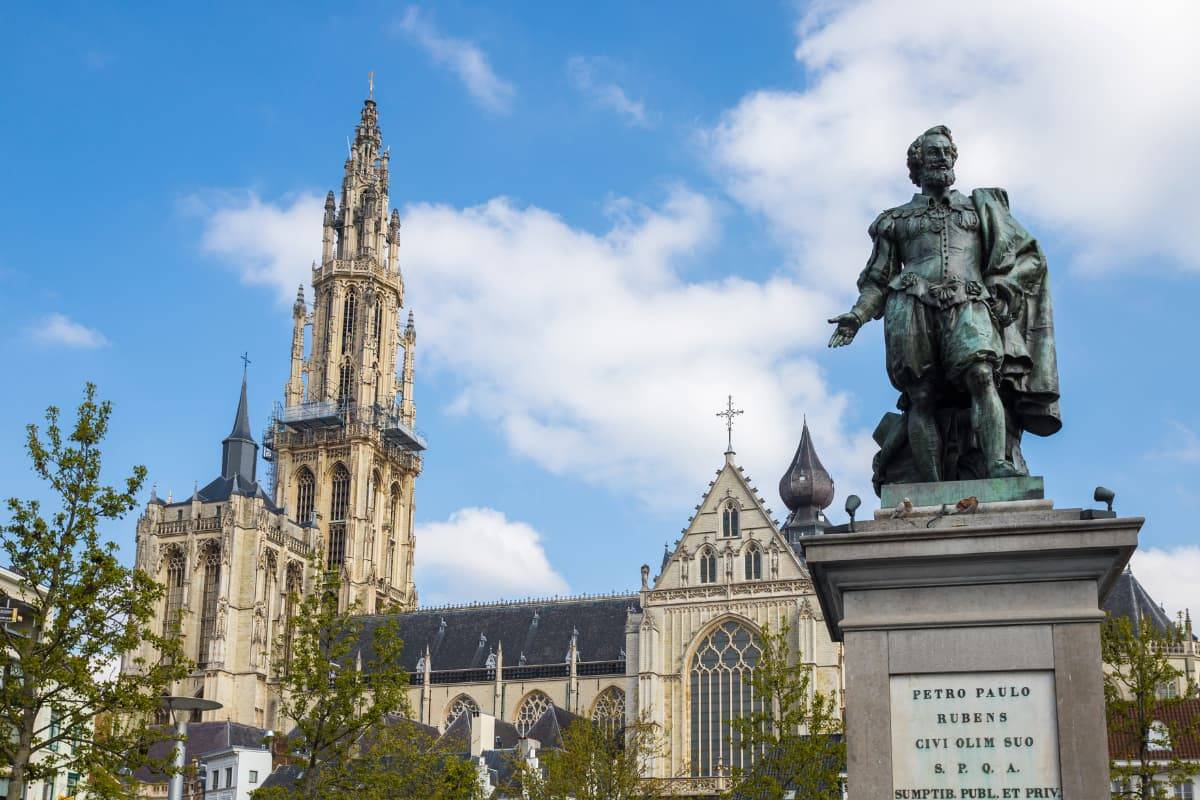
[240,351,251,380]
[716,395,744,454]
[368,70,375,100]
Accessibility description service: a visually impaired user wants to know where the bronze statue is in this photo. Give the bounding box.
[828,126,1060,493]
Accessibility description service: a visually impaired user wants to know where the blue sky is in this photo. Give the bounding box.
[1,1,1196,612]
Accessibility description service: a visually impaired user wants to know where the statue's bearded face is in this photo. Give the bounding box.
[919,134,956,190]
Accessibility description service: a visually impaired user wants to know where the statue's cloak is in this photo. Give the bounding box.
[971,188,1061,437]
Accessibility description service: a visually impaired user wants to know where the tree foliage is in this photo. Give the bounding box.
[1103,612,1199,800]
[251,579,481,799]
[0,384,190,800]
[724,622,844,800]
[511,715,676,800]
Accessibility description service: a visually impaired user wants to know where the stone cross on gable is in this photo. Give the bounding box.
[716,394,744,453]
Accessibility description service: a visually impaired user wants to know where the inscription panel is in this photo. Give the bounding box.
[890,671,1061,799]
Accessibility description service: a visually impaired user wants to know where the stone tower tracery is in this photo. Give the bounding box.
[265,96,424,613]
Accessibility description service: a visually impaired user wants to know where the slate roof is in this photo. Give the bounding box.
[524,705,580,749]
[133,721,269,784]
[436,712,521,752]
[355,595,639,672]
[260,763,304,789]
[1109,698,1200,760]
[1102,569,1177,634]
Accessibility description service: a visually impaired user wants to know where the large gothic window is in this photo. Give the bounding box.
[328,464,350,570]
[295,467,315,524]
[341,288,357,354]
[743,545,762,580]
[591,687,626,739]
[722,501,740,538]
[197,541,222,665]
[445,694,480,728]
[515,691,552,736]
[373,301,383,345]
[162,546,186,639]
[689,621,763,777]
[699,548,718,584]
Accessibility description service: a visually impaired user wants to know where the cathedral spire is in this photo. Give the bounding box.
[221,373,258,482]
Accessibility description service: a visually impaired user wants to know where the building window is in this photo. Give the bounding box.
[249,770,258,784]
[591,687,625,739]
[226,767,233,787]
[295,467,315,524]
[689,620,763,777]
[722,501,740,538]
[337,364,355,408]
[42,777,54,800]
[342,288,357,354]
[327,464,350,570]
[1149,718,1172,751]
[198,541,221,665]
[162,546,186,639]
[445,694,480,728]
[743,545,762,580]
[66,773,79,796]
[699,549,718,584]
[1174,781,1195,800]
[515,691,552,736]
[212,769,218,789]
[373,301,383,344]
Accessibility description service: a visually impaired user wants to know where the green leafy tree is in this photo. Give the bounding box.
[1103,612,1199,799]
[724,622,844,800]
[511,714,677,800]
[251,579,481,799]
[0,384,190,800]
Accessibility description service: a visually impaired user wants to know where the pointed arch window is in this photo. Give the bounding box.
[690,621,764,777]
[373,300,383,344]
[515,691,553,736]
[337,364,355,409]
[445,695,480,728]
[198,541,222,665]
[328,464,350,570]
[743,544,762,580]
[699,548,718,585]
[591,687,626,739]
[341,288,357,354]
[162,546,186,640]
[295,467,315,524]
[722,501,741,538]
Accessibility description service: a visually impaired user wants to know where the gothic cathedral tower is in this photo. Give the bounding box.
[265,96,424,613]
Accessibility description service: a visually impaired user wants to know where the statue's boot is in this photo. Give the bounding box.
[988,459,1025,478]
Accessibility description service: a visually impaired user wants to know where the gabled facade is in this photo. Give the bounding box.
[628,446,843,794]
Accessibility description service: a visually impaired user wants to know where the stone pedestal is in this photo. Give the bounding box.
[802,484,1140,799]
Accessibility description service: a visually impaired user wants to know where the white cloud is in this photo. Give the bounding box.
[1130,546,1200,618]
[707,0,1200,288]
[395,7,515,113]
[195,191,323,300]
[567,56,649,128]
[415,507,568,605]
[31,313,109,348]
[196,189,876,511]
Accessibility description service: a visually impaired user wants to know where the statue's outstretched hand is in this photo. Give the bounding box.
[827,313,861,348]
